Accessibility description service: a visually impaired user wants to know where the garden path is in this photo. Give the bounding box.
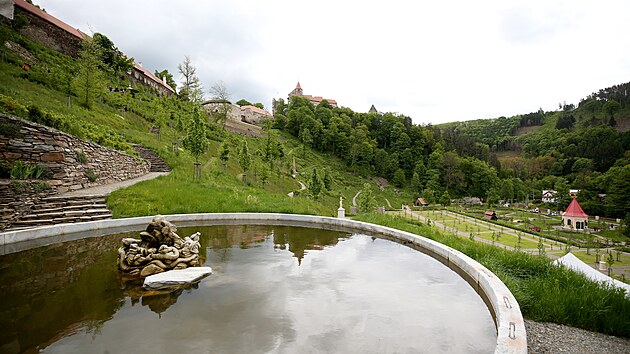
[60,172,169,197]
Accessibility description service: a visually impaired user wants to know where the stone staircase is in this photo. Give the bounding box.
[132,144,171,172]
[6,194,112,231]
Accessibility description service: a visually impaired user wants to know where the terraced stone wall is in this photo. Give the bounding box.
[0,114,149,194]
[0,114,149,229]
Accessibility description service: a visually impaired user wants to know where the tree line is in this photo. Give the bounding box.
[271,87,630,219]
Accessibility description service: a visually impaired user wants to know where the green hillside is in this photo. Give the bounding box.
[1,16,630,338]
[0,23,411,218]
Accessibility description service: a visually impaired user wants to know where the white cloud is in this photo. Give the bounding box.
[36,0,630,123]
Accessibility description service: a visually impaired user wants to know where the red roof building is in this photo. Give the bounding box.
[130,63,175,96]
[9,0,173,96]
[13,0,85,39]
[562,199,589,230]
[288,82,338,108]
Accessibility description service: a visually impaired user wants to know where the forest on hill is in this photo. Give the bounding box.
[272,82,630,220]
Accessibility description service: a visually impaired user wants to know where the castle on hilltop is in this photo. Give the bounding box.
[272,82,337,115]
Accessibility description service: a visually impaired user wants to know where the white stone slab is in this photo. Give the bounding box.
[143,266,212,289]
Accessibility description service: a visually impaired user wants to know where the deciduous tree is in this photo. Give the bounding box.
[238,140,251,184]
[73,39,106,110]
[209,80,231,128]
[357,183,376,212]
[183,108,208,163]
[155,69,177,91]
[219,142,230,170]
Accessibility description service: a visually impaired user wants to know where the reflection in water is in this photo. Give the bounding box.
[118,276,199,315]
[184,224,347,265]
[0,233,128,353]
[0,225,496,354]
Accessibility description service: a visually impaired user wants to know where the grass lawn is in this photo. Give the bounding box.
[572,250,629,266]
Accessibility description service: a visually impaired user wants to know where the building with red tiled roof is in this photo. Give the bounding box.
[562,198,589,230]
[3,1,174,96]
[130,63,175,96]
[202,100,271,125]
[13,0,84,39]
[288,82,338,108]
[5,0,87,57]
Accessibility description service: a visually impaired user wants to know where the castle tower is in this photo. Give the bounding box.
[289,82,303,97]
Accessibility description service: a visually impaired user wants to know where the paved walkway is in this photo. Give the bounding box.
[60,172,169,197]
[352,191,361,207]
[287,177,306,197]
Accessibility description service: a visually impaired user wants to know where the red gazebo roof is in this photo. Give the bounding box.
[563,198,588,217]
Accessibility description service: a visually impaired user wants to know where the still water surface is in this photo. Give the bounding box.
[0,225,496,353]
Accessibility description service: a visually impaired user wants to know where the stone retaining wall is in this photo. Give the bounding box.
[0,114,149,230]
[14,6,83,58]
[0,114,149,195]
[0,213,527,353]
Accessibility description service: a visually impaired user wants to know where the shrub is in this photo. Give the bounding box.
[0,94,29,117]
[26,104,69,130]
[78,122,135,155]
[12,13,29,31]
[27,104,43,121]
[31,163,51,179]
[75,150,88,164]
[9,161,50,179]
[32,181,51,192]
[85,168,98,182]
[10,180,26,194]
[10,161,34,179]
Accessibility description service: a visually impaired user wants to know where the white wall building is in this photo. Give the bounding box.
[542,190,558,203]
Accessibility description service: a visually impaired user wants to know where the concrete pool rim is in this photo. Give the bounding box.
[0,213,527,353]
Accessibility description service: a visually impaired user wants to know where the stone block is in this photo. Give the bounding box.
[8,139,30,147]
[3,152,21,160]
[41,152,64,162]
[36,145,56,152]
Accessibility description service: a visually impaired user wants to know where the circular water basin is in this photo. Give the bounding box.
[0,224,497,353]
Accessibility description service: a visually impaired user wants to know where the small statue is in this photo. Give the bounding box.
[339,196,343,209]
[117,216,201,277]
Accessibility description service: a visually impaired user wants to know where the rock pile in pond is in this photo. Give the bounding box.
[117,216,201,276]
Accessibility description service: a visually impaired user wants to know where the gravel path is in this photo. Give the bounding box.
[525,319,630,353]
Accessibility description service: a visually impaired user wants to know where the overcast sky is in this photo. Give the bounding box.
[35,0,630,124]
